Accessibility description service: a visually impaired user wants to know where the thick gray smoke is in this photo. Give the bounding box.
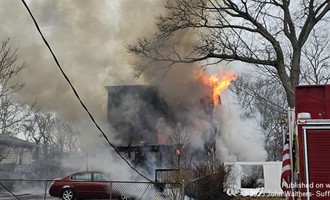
[0,0,164,124]
[106,65,217,149]
[0,0,266,179]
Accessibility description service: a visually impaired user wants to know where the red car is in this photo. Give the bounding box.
[49,171,130,200]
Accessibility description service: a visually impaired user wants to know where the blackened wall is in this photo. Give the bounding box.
[106,85,171,145]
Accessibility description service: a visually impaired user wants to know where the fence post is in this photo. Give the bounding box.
[181,180,185,200]
[109,182,112,200]
[44,180,48,200]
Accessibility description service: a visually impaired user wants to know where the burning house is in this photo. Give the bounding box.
[106,84,215,168]
[105,70,237,173]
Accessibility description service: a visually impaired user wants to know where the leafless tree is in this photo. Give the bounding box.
[301,29,330,84]
[23,112,80,177]
[0,38,34,136]
[0,96,34,136]
[162,126,233,199]
[0,38,35,163]
[0,38,26,93]
[29,112,56,178]
[24,112,80,152]
[29,113,55,161]
[160,126,190,172]
[52,118,80,153]
[231,27,330,158]
[128,0,330,108]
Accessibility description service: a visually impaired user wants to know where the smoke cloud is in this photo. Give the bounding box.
[0,0,165,124]
[0,0,266,179]
[215,90,267,161]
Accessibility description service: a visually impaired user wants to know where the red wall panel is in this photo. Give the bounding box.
[307,129,330,199]
[295,85,330,119]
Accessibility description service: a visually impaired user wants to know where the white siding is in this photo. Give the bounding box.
[22,148,32,164]
[1,147,33,164]
[2,148,17,163]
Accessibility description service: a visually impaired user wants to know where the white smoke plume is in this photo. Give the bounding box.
[215,90,267,161]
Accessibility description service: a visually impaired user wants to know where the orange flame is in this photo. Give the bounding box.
[198,70,237,105]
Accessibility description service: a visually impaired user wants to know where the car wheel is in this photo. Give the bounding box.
[61,188,75,200]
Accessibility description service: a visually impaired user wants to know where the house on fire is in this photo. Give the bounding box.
[106,85,217,170]
[0,134,38,178]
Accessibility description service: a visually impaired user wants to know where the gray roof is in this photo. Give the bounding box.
[0,134,38,148]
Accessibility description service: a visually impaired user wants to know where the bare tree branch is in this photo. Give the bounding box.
[128,0,330,108]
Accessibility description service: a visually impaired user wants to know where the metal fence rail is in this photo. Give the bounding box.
[0,179,184,200]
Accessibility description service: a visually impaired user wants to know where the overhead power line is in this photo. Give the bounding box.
[20,0,153,182]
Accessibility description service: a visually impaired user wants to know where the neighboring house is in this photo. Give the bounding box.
[0,134,38,178]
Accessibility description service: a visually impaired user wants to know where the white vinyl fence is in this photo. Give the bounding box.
[225,161,283,196]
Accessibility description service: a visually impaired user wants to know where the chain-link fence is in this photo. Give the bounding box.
[0,179,184,200]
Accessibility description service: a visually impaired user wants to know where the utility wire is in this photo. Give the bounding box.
[20,0,153,182]
[0,182,20,200]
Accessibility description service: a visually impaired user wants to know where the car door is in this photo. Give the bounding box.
[71,172,94,199]
[92,172,116,199]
